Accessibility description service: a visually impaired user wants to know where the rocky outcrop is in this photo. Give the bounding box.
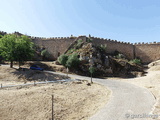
[64,40,144,78]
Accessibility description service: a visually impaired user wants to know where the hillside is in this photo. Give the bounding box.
[57,38,144,78]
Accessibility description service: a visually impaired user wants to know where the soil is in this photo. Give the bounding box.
[0,65,111,120]
[0,65,68,86]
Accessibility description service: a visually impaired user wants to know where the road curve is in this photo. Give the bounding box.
[44,71,156,120]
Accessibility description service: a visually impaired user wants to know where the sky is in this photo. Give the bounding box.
[0,0,160,43]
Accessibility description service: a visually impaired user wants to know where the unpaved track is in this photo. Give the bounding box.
[45,71,156,120]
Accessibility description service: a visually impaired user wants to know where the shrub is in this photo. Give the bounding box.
[78,39,83,43]
[41,49,50,59]
[86,38,92,43]
[67,49,76,54]
[58,54,68,66]
[66,53,80,68]
[98,44,107,52]
[116,53,125,59]
[75,39,83,49]
[130,59,141,65]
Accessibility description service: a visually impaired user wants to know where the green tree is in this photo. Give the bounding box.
[0,34,34,68]
[15,35,34,67]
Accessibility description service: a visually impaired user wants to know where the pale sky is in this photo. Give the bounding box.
[0,0,160,43]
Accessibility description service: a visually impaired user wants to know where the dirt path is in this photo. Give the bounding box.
[46,71,156,120]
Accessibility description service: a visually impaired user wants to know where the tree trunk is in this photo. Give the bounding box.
[91,73,93,84]
[10,60,13,68]
[19,61,20,68]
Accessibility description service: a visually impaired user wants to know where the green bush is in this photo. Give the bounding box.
[75,39,83,49]
[116,53,125,59]
[86,38,92,43]
[66,53,80,68]
[98,44,107,52]
[67,49,76,54]
[130,59,141,65]
[41,49,50,59]
[78,39,83,43]
[58,54,68,66]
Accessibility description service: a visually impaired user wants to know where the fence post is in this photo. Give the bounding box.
[34,80,36,86]
[52,95,54,120]
[1,84,2,89]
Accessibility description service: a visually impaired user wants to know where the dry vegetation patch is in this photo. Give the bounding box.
[0,65,110,120]
[0,82,110,120]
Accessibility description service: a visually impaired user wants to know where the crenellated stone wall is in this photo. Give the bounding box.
[1,31,160,63]
[91,37,134,59]
[32,37,76,60]
[134,42,160,63]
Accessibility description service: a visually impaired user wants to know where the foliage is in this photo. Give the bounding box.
[41,49,50,59]
[78,39,83,43]
[116,53,125,59]
[67,49,76,54]
[66,53,80,68]
[86,38,92,43]
[75,39,83,49]
[58,54,68,66]
[89,66,96,74]
[15,35,34,63]
[0,34,34,67]
[129,59,141,65]
[98,44,107,52]
[0,35,3,38]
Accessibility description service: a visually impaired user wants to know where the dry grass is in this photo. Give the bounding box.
[0,66,68,86]
[0,65,111,120]
[0,82,110,120]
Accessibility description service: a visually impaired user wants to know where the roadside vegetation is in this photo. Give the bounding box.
[58,53,80,69]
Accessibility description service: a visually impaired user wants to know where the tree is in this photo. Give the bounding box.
[15,35,34,67]
[0,34,34,68]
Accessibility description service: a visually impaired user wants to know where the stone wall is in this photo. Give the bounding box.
[1,31,160,63]
[91,37,134,59]
[32,37,75,60]
[134,42,160,63]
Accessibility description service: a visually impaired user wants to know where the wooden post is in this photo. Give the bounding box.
[1,84,2,88]
[66,67,69,77]
[34,80,36,86]
[91,73,93,84]
[52,95,54,120]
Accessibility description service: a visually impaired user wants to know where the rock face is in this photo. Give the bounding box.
[64,39,144,78]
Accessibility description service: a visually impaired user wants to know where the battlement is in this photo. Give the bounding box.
[91,36,132,45]
[31,36,77,41]
[1,30,160,63]
[134,41,160,45]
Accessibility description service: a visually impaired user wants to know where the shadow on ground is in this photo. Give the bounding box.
[12,68,69,81]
